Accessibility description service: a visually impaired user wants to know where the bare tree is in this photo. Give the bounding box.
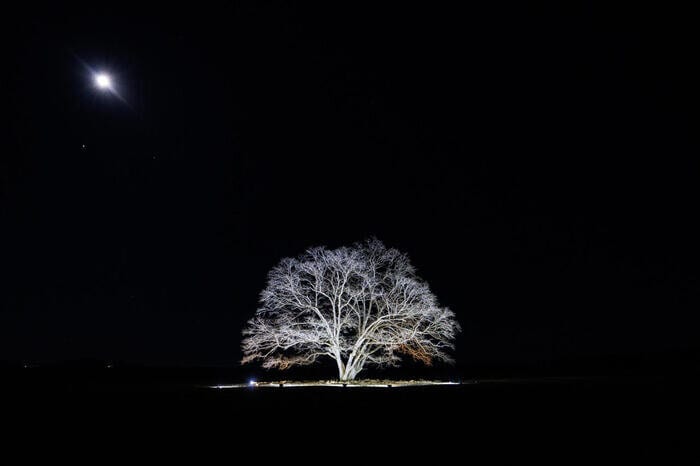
[241,239,460,381]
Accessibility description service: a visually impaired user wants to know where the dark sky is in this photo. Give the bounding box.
[1,2,699,367]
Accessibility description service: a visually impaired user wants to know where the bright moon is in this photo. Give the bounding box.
[95,73,112,89]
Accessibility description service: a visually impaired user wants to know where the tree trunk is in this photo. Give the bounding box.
[336,357,346,380]
[338,358,363,381]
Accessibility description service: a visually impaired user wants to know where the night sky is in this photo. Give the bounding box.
[2,3,699,368]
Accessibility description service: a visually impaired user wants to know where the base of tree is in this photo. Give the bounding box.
[209,379,463,389]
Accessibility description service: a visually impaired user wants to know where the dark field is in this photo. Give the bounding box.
[4,368,697,453]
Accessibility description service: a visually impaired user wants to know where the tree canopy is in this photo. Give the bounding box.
[241,239,460,380]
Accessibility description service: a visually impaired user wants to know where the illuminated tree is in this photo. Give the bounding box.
[241,239,460,381]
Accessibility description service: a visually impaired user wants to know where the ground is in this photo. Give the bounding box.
[2,369,696,454]
[212,378,462,388]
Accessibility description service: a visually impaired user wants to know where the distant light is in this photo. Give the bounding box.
[94,73,112,89]
[248,379,257,387]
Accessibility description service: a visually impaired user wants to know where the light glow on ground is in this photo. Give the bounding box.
[209,380,463,389]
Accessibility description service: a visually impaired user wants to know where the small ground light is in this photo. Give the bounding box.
[248,379,257,387]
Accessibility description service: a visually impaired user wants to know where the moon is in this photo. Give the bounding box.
[94,73,112,90]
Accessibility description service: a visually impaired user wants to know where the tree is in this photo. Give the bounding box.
[241,239,460,381]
